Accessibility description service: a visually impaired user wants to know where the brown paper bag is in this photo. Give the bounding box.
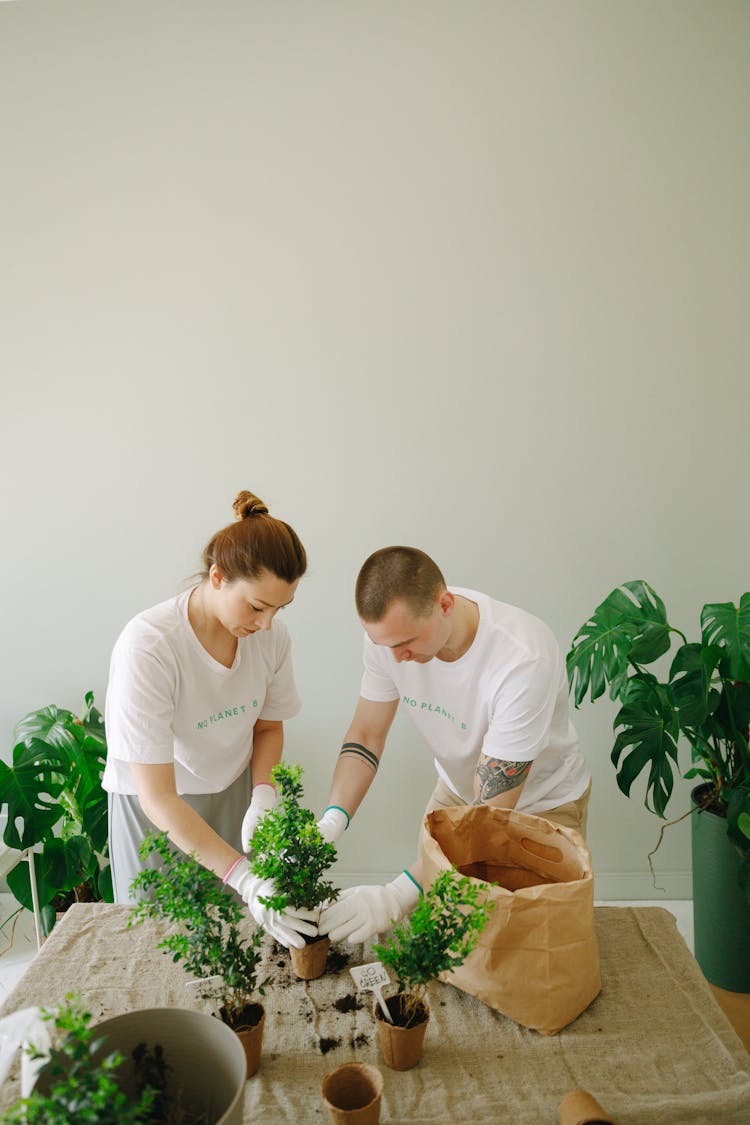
[421,805,601,1035]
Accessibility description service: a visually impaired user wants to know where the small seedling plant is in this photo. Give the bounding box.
[0,994,157,1125]
[249,762,339,917]
[129,832,269,1029]
[373,868,494,1026]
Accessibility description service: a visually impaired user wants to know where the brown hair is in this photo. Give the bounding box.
[355,546,445,622]
[200,491,307,584]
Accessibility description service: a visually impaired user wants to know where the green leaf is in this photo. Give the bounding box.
[567,581,670,707]
[13,706,82,756]
[0,741,66,849]
[97,863,114,902]
[611,676,680,816]
[667,643,723,729]
[701,594,750,681]
[738,813,750,841]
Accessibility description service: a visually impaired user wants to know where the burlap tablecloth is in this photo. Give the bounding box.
[0,903,748,1123]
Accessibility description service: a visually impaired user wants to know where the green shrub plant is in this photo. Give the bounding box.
[249,762,339,918]
[373,868,494,1026]
[0,994,157,1125]
[129,832,269,1030]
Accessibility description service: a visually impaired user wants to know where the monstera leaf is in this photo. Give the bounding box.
[567,580,672,707]
[14,705,81,754]
[701,594,750,682]
[611,675,681,816]
[0,740,66,849]
[3,692,112,930]
[667,642,724,730]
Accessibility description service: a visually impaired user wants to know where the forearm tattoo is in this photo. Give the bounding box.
[474,754,532,803]
[339,741,379,774]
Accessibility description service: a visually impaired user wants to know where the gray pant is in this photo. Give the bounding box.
[108,769,252,904]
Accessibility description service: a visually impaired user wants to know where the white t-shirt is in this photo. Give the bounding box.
[360,587,589,813]
[103,589,301,795]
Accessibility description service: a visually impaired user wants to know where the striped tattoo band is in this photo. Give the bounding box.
[339,742,379,773]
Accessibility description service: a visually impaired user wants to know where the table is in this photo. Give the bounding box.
[0,904,748,1123]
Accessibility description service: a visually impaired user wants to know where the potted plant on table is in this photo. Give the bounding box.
[372,868,494,1070]
[249,762,339,980]
[129,832,271,1077]
[0,993,246,1124]
[567,581,750,991]
[0,692,113,937]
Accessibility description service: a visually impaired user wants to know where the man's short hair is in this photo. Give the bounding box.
[355,547,446,622]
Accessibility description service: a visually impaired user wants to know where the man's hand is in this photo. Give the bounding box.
[240,784,278,852]
[316,806,349,845]
[224,859,318,948]
[317,872,421,944]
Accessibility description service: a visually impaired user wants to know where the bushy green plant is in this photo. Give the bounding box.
[0,994,157,1124]
[567,582,750,898]
[0,693,112,935]
[373,868,494,1024]
[129,833,269,1027]
[249,762,339,914]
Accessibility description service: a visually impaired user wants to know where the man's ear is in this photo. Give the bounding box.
[438,590,455,616]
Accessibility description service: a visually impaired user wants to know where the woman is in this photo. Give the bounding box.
[103,490,316,948]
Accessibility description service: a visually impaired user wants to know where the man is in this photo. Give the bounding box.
[316,546,591,945]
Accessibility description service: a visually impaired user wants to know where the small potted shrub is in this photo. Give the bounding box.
[0,692,112,936]
[249,762,339,980]
[129,832,270,1077]
[0,993,246,1124]
[372,868,494,1070]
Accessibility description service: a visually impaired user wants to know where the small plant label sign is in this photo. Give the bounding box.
[350,961,393,1023]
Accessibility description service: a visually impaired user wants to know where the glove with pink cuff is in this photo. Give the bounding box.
[240,784,278,852]
[223,857,318,949]
[317,871,422,944]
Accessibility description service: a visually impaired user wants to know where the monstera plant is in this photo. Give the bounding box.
[0,692,113,935]
[567,582,750,903]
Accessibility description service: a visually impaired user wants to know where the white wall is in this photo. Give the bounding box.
[2,0,748,898]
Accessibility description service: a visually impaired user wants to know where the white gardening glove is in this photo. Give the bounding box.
[318,872,421,944]
[240,784,278,853]
[316,805,349,845]
[224,858,318,949]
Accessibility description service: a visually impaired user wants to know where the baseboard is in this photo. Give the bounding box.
[593,870,692,900]
[331,870,693,900]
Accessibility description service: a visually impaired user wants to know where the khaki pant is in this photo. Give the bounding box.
[421,776,592,848]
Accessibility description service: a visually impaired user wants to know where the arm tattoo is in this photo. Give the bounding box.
[339,742,379,775]
[474,754,532,803]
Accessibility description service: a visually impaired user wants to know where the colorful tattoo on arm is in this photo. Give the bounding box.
[339,742,379,775]
[474,754,532,803]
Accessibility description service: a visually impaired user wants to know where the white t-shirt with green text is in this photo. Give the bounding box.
[103,589,301,795]
[360,587,589,812]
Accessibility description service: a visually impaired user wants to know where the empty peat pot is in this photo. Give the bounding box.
[321,1061,384,1124]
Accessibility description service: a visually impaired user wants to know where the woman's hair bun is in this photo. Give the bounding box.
[233,491,269,520]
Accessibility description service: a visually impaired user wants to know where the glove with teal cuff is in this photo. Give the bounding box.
[317,871,421,944]
[316,805,349,845]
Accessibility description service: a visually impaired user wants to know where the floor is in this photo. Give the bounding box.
[0,894,695,1001]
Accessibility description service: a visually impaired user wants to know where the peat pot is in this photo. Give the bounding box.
[692,784,750,993]
[220,1001,266,1078]
[321,1062,383,1124]
[85,1008,247,1124]
[375,995,429,1071]
[290,934,330,980]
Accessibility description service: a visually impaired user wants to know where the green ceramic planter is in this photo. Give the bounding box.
[691,785,750,993]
